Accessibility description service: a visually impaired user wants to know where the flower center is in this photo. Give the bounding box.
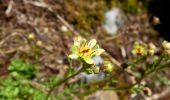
[82,48,90,54]
[78,46,94,58]
[136,47,143,55]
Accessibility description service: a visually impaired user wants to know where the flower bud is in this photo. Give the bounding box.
[93,67,100,74]
[152,16,160,25]
[28,33,35,40]
[36,40,43,47]
[101,61,114,73]
[162,41,170,49]
[143,87,152,96]
[132,42,147,56]
[61,25,68,32]
[162,41,170,55]
[148,43,156,55]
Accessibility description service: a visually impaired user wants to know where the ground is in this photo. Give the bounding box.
[0,0,170,100]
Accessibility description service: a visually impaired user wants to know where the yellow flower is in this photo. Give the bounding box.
[148,43,156,55]
[162,40,170,55]
[162,41,170,49]
[36,40,43,47]
[101,61,114,72]
[132,42,146,56]
[28,34,35,40]
[69,37,105,64]
[73,36,86,47]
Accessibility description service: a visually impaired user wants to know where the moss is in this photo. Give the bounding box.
[62,0,148,36]
[63,0,107,35]
[121,0,147,14]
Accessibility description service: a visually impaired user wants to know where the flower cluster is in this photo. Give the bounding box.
[148,43,156,55]
[68,36,115,74]
[132,42,156,56]
[132,42,147,56]
[162,40,170,55]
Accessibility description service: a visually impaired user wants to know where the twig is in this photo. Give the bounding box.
[46,68,84,100]
[22,80,56,100]
[5,0,13,17]
[103,52,121,67]
[56,14,78,35]
[20,79,49,94]
[0,32,18,47]
[145,87,170,100]
[28,80,49,94]
[104,34,121,42]
[24,1,78,36]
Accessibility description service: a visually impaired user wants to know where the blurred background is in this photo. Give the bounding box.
[0,0,170,100]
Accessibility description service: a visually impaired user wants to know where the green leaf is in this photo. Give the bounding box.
[71,45,77,53]
[85,68,94,74]
[8,59,37,79]
[84,58,94,64]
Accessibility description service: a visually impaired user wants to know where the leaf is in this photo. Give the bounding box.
[71,45,77,53]
[68,54,78,59]
[84,58,94,64]
[85,68,94,74]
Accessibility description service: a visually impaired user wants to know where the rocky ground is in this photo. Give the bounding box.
[0,0,170,100]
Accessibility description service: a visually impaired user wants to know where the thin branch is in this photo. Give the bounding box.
[5,0,13,17]
[24,1,78,36]
[145,87,170,100]
[46,67,84,100]
[0,32,18,47]
[103,52,121,67]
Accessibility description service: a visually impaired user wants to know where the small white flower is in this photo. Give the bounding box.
[61,25,68,32]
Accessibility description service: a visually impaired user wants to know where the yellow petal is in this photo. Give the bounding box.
[69,54,78,59]
[94,49,105,56]
[88,39,96,48]
[162,41,170,49]
[84,58,94,64]
[74,36,86,47]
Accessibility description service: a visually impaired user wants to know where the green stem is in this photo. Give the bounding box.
[137,54,165,84]
[46,67,84,100]
[146,54,164,75]
[127,56,147,67]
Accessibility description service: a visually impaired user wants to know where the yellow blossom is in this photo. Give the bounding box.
[148,43,156,55]
[101,61,114,72]
[28,34,35,40]
[132,42,146,56]
[162,40,170,55]
[69,37,105,64]
[162,41,170,49]
[36,40,43,46]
